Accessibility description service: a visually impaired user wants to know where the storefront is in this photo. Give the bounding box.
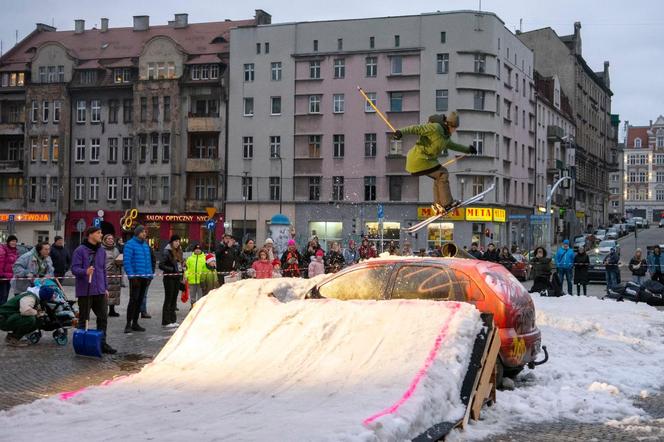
[135,213,224,251]
[66,211,124,248]
[0,212,55,246]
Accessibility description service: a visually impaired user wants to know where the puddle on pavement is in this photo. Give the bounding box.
[113,352,154,371]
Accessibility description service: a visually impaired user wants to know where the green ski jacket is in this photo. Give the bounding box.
[401,122,470,174]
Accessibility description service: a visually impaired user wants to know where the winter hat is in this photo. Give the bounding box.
[134,225,145,236]
[54,235,63,242]
[39,286,56,302]
[288,239,296,246]
[264,238,274,245]
[170,234,181,243]
[193,243,202,251]
[205,253,216,265]
[563,239,570,245]
[348,239,355,247]
[316,249,324,257]
[6,235,17,244]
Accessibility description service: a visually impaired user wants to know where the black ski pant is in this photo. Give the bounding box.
[77,294,108,343]
[162,277,180,326]
[652,272,664,285]
[127,278,150,325]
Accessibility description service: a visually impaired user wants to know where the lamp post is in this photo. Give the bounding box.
[277,153,283,214]
[545,176,572,254]
[242,171,248,242]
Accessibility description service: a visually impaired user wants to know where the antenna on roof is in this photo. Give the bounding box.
[15,30,18,45]
[478,0,482,12]
[519,18,523,32]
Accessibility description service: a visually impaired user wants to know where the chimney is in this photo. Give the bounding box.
[650,120,653,127]
[133,15,149,31]
[35,23,56,32]
[101,18,109,32]
[254,9,272,25]
[174,13,188,28]
[574,21,581,35]
[74,19,85,34]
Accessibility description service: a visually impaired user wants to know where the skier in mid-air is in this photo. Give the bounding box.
[392,112,477,214]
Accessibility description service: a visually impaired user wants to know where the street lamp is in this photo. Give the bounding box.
[545,176,572,253]
[277,153,283,214]
[242,171,248,242]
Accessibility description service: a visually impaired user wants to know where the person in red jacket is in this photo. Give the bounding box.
[0,235,19,304]
[251,249,273,279]
[280,240,302,278]
[358,237,377,261]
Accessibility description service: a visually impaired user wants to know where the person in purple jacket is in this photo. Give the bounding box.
[71,226,116,354]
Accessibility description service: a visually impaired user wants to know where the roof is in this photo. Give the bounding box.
[74,59,103,70]
[626,126,649,149]
[0,19,255,66]
[0,62,28,72]
[185,53,223,65]
[104,58,135,68]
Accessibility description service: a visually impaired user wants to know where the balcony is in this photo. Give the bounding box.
[547,125,565,141]
[0,122,24,135]
[294,158,322,175]
[187,116,222,132]
[0,160,23,173]
[185,158,221,173]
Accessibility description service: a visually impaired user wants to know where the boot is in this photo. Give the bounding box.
[444,199,461,212]
[102,342,117,354]
[140,312,152,319]
[124,323,133,334]
[108,306,119,317]
[5,334,27,347]
[131,322,146,332]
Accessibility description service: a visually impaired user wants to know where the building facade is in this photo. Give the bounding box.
[229,11,536,251]
[624,116,664,222]
[518,22,614,231]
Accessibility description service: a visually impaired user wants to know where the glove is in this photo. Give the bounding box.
[468,145,478,155]
[392,130,402,140]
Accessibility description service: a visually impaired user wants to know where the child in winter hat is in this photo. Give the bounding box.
[308,249,325,278]
[205,253,216,268]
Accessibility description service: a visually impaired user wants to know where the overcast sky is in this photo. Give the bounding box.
[2,0,661,131]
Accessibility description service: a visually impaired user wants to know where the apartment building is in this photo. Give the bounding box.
[624,116,664,222]
[518,22,615,230]
[229,11,536,251]
[0,12,267,248]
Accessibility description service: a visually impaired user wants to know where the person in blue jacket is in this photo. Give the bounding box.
[123,225,153,334]
[647,245,664,285]
[555,239,575,295]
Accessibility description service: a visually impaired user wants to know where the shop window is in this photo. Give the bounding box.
[308,221,342,251]
[427,222,454,249]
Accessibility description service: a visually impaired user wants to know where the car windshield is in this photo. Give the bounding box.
[608,228,617,233]
[317,265,393,300]
[590,254,604,264]
[599,241,615,248]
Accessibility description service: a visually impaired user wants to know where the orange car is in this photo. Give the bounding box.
[306,257,547,382]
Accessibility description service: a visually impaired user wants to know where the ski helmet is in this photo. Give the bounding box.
[428,114,446,125]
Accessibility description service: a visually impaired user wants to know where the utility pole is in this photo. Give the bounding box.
[242,171,248,242]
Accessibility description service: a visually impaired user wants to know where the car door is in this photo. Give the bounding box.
[316,264,394,300]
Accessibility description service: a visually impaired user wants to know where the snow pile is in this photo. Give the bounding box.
[462,294,664,440]
[0,278,484,441]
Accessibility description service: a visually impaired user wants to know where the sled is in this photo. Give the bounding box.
[73,320,103,358]
[406,183,496,234]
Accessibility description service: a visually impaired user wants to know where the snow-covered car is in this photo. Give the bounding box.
[306,257,545,381]
[594,229,607,241]
[596,240,620,256]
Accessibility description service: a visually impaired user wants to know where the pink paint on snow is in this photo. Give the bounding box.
[59,376,128,401]
[362,302,462,427]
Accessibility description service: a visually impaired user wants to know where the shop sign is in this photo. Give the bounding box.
[575,211,585,219]
[417,207,464,221]
[465,207,493,222]
[143,213,212,223]
[493,208,506,223]
[121,209,139,231]
[0,213,51,222]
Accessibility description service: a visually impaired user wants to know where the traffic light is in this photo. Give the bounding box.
[559,208,566,217]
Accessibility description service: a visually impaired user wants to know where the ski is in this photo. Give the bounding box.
[406,183,496,234]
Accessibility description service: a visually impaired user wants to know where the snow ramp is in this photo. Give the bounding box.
[0,278,484,441]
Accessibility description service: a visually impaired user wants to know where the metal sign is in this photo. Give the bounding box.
[76,218,87,232]
[377,204,384,219]
[93,218,102,228]
[97,209,105,217]
[205,207,217,219]
[205,219,216,230]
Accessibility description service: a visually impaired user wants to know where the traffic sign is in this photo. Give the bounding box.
[97,209,105,217]
[205,219,216,230]
[206,207,217,219]
[8,214,14,222]
[76,218,87,232]
[377,204,384,219]
[93,218,102,228]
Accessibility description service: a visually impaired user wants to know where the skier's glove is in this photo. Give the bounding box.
[468,145,478,155]
[392,130,402,140]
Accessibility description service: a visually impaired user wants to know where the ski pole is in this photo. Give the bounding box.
[357,86,397,132]
[442,153,469,167]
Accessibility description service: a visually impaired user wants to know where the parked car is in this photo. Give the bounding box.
[617,224,628,237]
[510,254,531,281]
[306,257,545,381]
[606,228,619,240]
[659,219,664,228]
[626,220,636,232]
[594,229,607,241]
[587,252,621,283]
[573,235,588,252]
[597,240,620,256]
[633,217,646,229]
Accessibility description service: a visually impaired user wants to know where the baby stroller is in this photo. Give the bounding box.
[26,279,78,346]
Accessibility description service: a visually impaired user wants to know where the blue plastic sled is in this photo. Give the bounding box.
[73,328,104,358]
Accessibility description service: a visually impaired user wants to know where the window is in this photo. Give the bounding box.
[91,99,101,123]
[244,63,254,82]
[50,177,58,202]
[243,97,254,116]
[80,70,96,85]
[167,62,176,79]
[271,96,282,115]
[318,266,393,300]
[515,73,519,92]
[191,65,201,80]
[191,135,217,159]
[114,68,131,83]
[389,92,403,112]
[333,134,345,158]
[162,133,170,163]
[515,105,519,125]
[308,135,321,158]
[634,138,642,148]
[89,177,99,201]
[39,177,47,202]
[308,95,321,114]
[200,64,210,80]
[51,137,59,163]
[137,177,147,202]
[388,176,403,201]
[271,62,282,81]
[657,135,664,148]
[122,177,132,201]
[42,100,49,122]
[150,176,158,202]
[437,54,449,74]
[656,154,664,165]
[256,43,261,54]
[505,66,512,87]
[139,134,147,163]
[269,177,280,201]
[473,132,484,155]
[657,189,664,201]
[161,176,170,203]
[333,94,345,113]
[309,61,321,79]
[391,266,462,300]
[74,177,85,201]
[333,58,345,79]
[496,94,501,116]
[123,99,132,123]
[313,40,318,52]
[207,177,217,200]
[30,137,38,162]
[108,138,118,163]
[140,97,147,122]
[7,140,21,161]
[163,96,171,122]
[364,176,377,201]
[435,89,448,112]
[440,31,447,43]
[390,56,402,75]
[30,100,38,123]
[150,133,159,163]
[147,63,156,80]
[656,172,664,183]
[152,97,159,122]
[394,35,400,47]
[472,176,484,195]
[75,139,86,162]
[365,133,377,157]
[369,36,375,49]
[337,38,343,50]
[156,63,166,80]
[243,136,253,159]
[76,100,86,123]
[364,92,377,112]
[474,90,485,110]
[496,59,501,79]
[38,67,46,83]
[29,177,37,201]
[270,136,281,158]
[242,176,253,200]
[474,54,486,73]
[90,138,100,163]
[122,137,132,163]
[332,176,344,201]
[107,177,117,201]
[108,99,119,123]
[366,57,377,77]
[309,177,321,200]
[41,138,48,162]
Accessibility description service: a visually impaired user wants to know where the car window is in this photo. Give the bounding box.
[391,265,464,300]
[599,241,614,247]
[318,265,393,300]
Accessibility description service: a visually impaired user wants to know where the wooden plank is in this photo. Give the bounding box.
[470,329,501,420]
[460,317,495,429]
